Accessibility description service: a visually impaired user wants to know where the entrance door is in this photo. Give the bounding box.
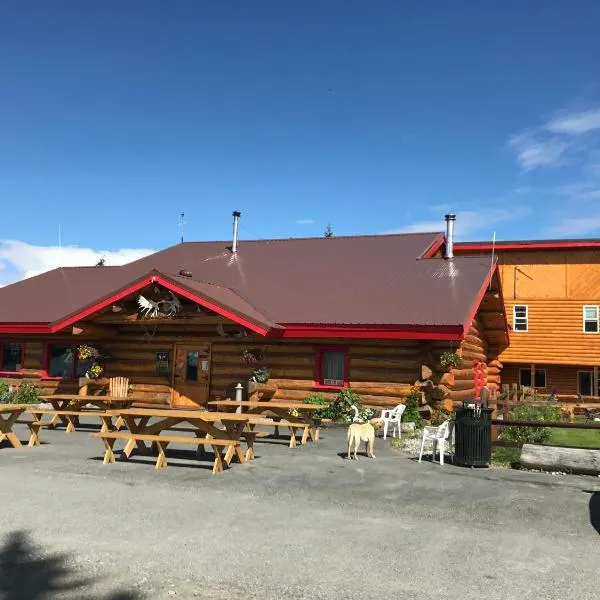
[171,343,211,409]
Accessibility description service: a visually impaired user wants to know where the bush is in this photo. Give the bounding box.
[304,395,335,419]
[430,408,454,426]
[0,382,11,404]
[499,404,562,446]
[402,388,422,426]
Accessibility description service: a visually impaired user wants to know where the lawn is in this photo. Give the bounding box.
[547,427,600,449]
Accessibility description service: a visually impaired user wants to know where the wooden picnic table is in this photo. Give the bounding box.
[38,394,132,429]
[109,407,252,465]
[0,404,31,448]
[208,400,322,446]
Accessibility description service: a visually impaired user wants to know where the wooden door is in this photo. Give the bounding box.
[171,343,211,409]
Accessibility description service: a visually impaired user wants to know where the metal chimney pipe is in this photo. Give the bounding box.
[232,211,241,253]
[445,214,456,259]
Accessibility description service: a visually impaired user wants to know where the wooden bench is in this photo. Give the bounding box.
[15,419,45,447]
[246,417,313,448]
[168,426,268,461]
[29,409,113,434]
[91,432,240,473]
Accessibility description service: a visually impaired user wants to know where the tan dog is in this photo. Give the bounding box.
[347,418,382,459]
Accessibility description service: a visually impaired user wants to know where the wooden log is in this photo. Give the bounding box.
[488,359,504,369]
[520,444,600,475]
[460,351,487,363]
[460,342,486,355]
[421,364,433,380]
[430,384,450,400]
[447,388,478,401]
[439,371,455,387]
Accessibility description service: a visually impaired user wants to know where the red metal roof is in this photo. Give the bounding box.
[0,232,504,339]
[454,238,600,252]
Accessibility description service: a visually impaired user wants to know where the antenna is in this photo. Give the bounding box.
[489,231,496,290]
[179,212,187,243]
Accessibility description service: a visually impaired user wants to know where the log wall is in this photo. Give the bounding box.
[0,319,501,412]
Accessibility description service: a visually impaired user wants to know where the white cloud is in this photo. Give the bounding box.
[0,240,155,284]
[385,207,531,240]
[508,133,570,170]
[545,109,600,135]
[296,219,315,225]
[548,214,600,237]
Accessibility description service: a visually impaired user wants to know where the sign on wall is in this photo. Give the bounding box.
[156,351,170,376]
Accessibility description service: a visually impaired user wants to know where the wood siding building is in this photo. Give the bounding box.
[455,240,600,397]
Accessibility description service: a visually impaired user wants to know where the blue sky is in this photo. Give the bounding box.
[2,1,600,283]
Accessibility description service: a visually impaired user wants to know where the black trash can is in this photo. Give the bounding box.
[453,403,492,467]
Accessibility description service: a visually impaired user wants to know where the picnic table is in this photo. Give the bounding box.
[37,394,132,431]
[0,404,33,448]
[98,407,253,471]
[208,400,322,448]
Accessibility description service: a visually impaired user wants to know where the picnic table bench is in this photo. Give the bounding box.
[36,395,131,431]
[208,400,322,448]
[94,408,253,472]
[29,409,115,433]
[0,404,41,448]
[92,431,239,473]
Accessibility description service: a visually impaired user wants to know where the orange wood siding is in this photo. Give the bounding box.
[473,248,600,366]
[501,363,589,396]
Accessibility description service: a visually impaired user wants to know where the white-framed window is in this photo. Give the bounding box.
[583,305,599,333]
[519,368,546,388]
[578,371,596,396]
[513,305,528,332]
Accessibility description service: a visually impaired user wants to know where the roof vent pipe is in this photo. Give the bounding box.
[445,214,456,259]
[232,211,241,253]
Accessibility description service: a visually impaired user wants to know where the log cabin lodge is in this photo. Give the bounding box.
[0,214,509,414]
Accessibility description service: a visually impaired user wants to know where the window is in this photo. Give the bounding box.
[186,351,199,381]
[45,344,95,379]
[583,305,599,333]
[513,305,528,332]
[578,371,597,396]
[0,342,23,373]
[519,368,546,388]
[316,347,348,388]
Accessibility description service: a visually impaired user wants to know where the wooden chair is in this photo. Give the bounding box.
[109,377,129,398]
[109,377,129,430]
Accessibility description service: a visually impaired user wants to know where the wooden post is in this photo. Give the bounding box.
[510,382,518,403]
[594,366,599,399]
[531,364,536,398]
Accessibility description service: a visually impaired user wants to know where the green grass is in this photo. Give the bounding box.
[492,447,521,468]
[547,427,600,449]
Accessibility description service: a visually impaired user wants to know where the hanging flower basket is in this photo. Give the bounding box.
[439,351,462,371]
[251,366,270,383]
[242,348,265,366]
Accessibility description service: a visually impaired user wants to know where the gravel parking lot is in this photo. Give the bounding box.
[1,420,599,600]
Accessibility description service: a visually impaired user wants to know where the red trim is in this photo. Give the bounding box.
[280,324,463,341]
[152,276,269,336]
[0,324,51,334]
[455,241,600,252]
[314,346,349,389]
[420,234,446,258]
[47,272,270,337]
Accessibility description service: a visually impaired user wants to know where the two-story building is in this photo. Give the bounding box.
[455,239,600,398]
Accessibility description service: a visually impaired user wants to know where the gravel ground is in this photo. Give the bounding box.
[0,420,599,600]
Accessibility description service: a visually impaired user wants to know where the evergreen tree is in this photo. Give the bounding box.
[324,224,333,238]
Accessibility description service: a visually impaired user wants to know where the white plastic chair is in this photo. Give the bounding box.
[418,420,454,465]
[381,404,406,439]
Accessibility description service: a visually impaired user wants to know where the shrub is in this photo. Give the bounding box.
[402,388,422,426]
[304,395,334,419]
[430,408,454,426]
[499,404,562,446]
[0,382,11,404]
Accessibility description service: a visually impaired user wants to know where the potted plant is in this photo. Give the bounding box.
[439,351,462,371]
[77,345,105,379]
[251,366,270,383]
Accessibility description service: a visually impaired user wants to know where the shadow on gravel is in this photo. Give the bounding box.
[0,530,143,600]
